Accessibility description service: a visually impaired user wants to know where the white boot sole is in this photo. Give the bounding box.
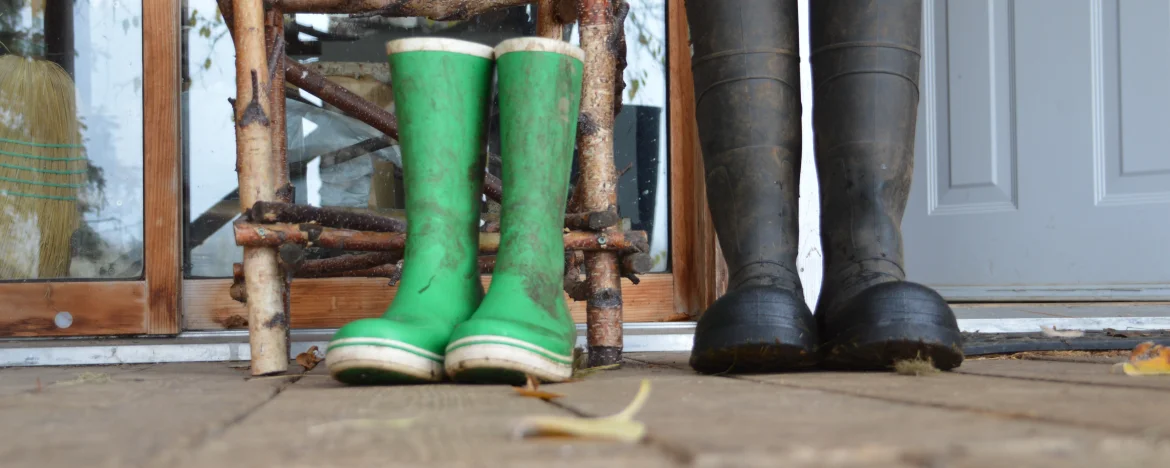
[326,340,444,382]
[444,336,574,382]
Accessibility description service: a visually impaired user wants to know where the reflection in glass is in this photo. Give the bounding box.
[0,0,145,280]
[182,1,668,277]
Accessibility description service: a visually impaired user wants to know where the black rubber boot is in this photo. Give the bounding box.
[810,0,963,370]
[685,0,817,374]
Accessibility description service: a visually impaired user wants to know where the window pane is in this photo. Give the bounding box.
[0,0,145,280]
[182,1,669,277]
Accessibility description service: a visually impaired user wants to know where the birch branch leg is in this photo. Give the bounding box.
[577,0,623,367]
[266,7,295,375]
[234,0,288,376]
[267,10,292,203]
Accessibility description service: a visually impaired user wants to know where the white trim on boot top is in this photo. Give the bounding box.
[385,37,494,59]
[493,37,586,62]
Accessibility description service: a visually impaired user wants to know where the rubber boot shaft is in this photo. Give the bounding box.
[810,0,962,369]
[810,0,922,316]
[388,47,490,327]
[685,0,817,374]
[325,39,493,385]
[688,0,803,293]
[446,39,584,384]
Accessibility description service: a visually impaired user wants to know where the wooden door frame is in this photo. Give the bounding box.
[0,0,182,338]
[0,0,723,338]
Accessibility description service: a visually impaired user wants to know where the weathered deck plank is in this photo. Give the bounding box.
[0,363,292,468]
[729,366,1170,437]
[957,359,1170,391]
[6,355,1170,467]
[568,355,1170,467]
[175,366,676,468]
[974,350,1130,364]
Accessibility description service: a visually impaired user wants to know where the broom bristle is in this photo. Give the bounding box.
[0,55,86,279]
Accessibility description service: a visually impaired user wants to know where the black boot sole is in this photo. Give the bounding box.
[819,281,965,371]
[691,343,817,375]
[820,323,965,371]
[690,286,818,374]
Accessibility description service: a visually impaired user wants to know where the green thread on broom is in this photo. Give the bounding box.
[0,162,87,175]
[0,189,77,202]
[0,55,85,279]
[0,137,84,149]
[0,148,86,162]
[0,175,85,189]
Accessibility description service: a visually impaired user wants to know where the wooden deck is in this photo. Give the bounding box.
[3,352,1170,467]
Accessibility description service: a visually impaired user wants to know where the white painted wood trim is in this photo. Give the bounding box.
[4,309,1170,367]
[935,285,1170,302]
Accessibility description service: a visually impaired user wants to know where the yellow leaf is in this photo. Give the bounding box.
[514,374,564,400]
[1120,342,1170,376]
[514,379,651,443]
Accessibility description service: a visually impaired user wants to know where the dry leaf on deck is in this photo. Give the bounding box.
[296,345,323,372]
[1118,342,1170,376]
[514,374,564,401]
[514,378,651,443]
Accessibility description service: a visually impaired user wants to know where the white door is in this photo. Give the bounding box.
[901,0,1170,301]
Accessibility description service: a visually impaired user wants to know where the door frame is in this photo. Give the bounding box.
[0,0,183,338]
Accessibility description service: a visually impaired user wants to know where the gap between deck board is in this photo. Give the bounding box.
[956,358,1170,392]
[626,353,1170,440]
[552,354,1170,466]
[148,374,305,466]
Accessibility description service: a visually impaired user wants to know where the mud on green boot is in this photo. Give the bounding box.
[444,37,585,385]
[326,38,494,385]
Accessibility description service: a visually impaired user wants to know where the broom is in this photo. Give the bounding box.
[0,54,86,279]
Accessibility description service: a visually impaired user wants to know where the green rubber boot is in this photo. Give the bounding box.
[325,38,494,385]
[444,38,585,384]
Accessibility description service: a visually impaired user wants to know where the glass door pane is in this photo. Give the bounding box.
[0,0,145,280]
